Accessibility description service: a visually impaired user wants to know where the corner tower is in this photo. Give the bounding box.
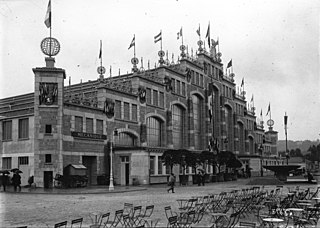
[32,35,66,187]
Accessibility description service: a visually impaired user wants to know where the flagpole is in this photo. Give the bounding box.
[49,0,52,58]
[181,27,183,46]
[134,34,136,59]
[160,30,163,51]
[100,40,102,68]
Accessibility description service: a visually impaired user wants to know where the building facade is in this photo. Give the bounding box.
[0,45,282,187]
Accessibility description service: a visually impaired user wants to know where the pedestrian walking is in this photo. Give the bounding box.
[1,173,9,192]
[197,171,202,186]
[201,171,206,186]
[167,173,176,193]
[12,171,21,192]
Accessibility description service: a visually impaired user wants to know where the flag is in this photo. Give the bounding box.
[99,40,102,59]
[227,59,232,68]
[241,78,244,87]
[266,103,270,116]
[284,113,288,125]
[128,36,135,49]
[196,24,200,37]
[260,109,262,117]
[205,23,210,47]
[177,27,182,39]
[208,93,213,122]
[251,95,254,103]
[154,31,162,43]
[69,76,71,86]
[44,0,51,28]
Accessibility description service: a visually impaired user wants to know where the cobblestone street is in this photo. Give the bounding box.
[1,180,249,227]
[1,179,318,227]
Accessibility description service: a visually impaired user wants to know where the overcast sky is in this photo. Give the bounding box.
[0,0,319,141]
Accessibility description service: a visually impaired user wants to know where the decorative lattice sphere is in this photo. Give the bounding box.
[40,37,60,56]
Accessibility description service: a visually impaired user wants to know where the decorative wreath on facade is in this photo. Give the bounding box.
[138,86,146,104]
[39,82,58,105]
[103,98,115,118]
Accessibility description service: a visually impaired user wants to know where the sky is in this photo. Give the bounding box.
[0,0,319,141]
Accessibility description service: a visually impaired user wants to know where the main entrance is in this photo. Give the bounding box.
[82,156,97,185]
[120,156,130,185]
[43,171,53,188]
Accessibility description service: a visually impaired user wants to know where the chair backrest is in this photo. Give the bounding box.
[239,221,256,228]
[164,206,175,219]
[71,218,83,228]
[168,216,178,226]
[144,205,154,218]
[132,206,142,218]
[54,221,67,228]
[99,212,110,227]
[123,203,133,216]
[111,209,123,227]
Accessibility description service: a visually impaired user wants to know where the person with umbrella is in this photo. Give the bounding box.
[0,170,10,192]
[11,169,22,192]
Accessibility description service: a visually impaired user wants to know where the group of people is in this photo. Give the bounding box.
[0,171,21,192]
[167,169,207,193]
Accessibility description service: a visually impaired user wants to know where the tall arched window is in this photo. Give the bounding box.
[192,95,202,150]
[147,117,162,147]
[172,105,184,148]
[114,132,136,146]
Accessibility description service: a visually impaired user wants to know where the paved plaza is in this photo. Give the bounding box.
[0,179,318,227]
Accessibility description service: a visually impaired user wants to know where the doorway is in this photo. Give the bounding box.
[120,156,130,185]
[82,156,97,185]
[44,171,53,188]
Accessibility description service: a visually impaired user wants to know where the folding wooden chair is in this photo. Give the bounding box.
[54,221,67,228]
[99,212,110,228]
[71,218,83,228]
[105,209,123,228]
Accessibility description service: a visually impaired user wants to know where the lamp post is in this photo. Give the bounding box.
[259,144,264,177]
[109,128,118,191]
[284,113,289,165]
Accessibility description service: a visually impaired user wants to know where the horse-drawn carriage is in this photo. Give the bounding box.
[54,164,88,188]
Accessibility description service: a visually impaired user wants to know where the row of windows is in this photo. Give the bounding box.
[75,117,104,134]
[222,85,234,99]
[190,70,204,87]
[2,118,29,141]
[2,156,29,169]
[115,101,138,121]
[171,79,186,96]
[146,95,203,149]
[150,155,214,175]
[235,103,245,116]
[146,89,165,108]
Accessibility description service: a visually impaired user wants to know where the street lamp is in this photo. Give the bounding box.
[109,128,118,191]
[259,144,264,177]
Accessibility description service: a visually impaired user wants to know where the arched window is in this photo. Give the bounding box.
[147,117,162,147]
[172,105,184,148]
[192,95,202,150]
[114,132,136,146]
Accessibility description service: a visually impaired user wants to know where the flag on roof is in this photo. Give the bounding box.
[128,35,135,50]
[196,24,200,37]
[154,31,162,43]
[251,95,254,103]
[227,59,232,68]
[266,103,271,116]
[44,0,51,28]
[241,78,244,87]
[99,40,102,59]
[177,27,182,39]
[205,22,210,47]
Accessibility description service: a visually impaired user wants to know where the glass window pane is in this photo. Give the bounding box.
[96,119,103,134]
[75,116,83,132]
[86,118,93,133]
